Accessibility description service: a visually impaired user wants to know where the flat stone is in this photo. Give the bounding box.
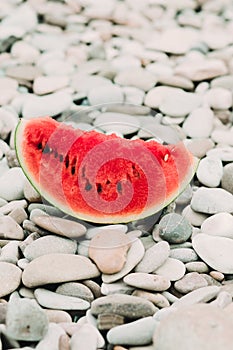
[158,213,192,244]
[89,229,131,274]
[102,238,145,283]
[101,281,134,296]
[93,112,140,135]
[211,75,233,90]
[22,91,72,119]
[32,215,86,239]
[0,241,20,264]
[211,129,233,147]
[107,317,157,346]
[33,75,69,95]
[123,86,145,105]
[144,86,179,109]
[146,27,199,55]
[135,241,170,273]
[86,224,127,239]
[56,282,94,302]
[201,212,233,239]
[0,262,22,297]
[6,298,48,341]
[23,179,41,202]
[132,290,170,308]
[23,235,78,261]
[221,163,233,194]
[153,304,233,350]
[207,147,233,162]
[6,65,40,81]
[123,273,171,292]
[154,258,186,282]
[174,272,208,294]
[0,168,25,201]
[175,58,228,81]
[91,294,157,319]
[196,156,223,187]
[169,248,198,263]
[22,253,100,288]
[185,261,209,273]
[158,75,194,90]
[193,233,233,274]
[191,187,233,214]
[183,107,214,138]
[172,285,220,308]
[88,85,124,105]
[0,216,24,239]
[204,87,232,110]
[1,3,37,33]
[114,68,157,91]
[34,288,90,310]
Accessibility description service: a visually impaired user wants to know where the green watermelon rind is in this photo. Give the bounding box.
[15,118,199,224]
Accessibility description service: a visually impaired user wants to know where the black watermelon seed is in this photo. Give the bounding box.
[71,166,75,175]
[59,155,63,162]
[117,181,122,193]
[85,182,92,191]
[54,150,58,158]
[37,142,42,150]
[97,183,102,193]
[65,156,69,168]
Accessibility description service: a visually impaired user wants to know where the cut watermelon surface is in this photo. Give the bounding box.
[15,117,198,223]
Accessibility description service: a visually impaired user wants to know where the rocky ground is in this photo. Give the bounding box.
[0,0,233,349]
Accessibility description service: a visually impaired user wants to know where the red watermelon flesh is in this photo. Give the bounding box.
[15,117,198,223]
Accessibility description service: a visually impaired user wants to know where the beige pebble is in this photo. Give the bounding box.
[0,216,24,240]
[210,270,225,282]
[132,290,170,308]
[123,272,171,292]
[22,253,100,288]
[89,229,131,274]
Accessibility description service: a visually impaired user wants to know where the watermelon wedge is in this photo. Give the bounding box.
[15,117,198,224]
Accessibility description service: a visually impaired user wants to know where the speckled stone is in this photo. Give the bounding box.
[174,272,208,294]
[158,213,192,244]
[6,298,48,341]
[91,294,157,320]
[123,273,171,292]
[169,248,199,263]
[56,282,94,302]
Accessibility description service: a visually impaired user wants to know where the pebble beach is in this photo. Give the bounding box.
[1,0,233,349]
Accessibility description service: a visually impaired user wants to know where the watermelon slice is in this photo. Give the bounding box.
[15,117,198,224]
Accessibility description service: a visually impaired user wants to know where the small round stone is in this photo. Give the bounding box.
[158,213,192,244]
[185,261,209,274]
[88,85,124,105]
[154,258,186,282]
[196,156,223,187]
[169,248,199,263]
[201,212,233,239]
[174,272,208,294]
[56,282,94,302]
